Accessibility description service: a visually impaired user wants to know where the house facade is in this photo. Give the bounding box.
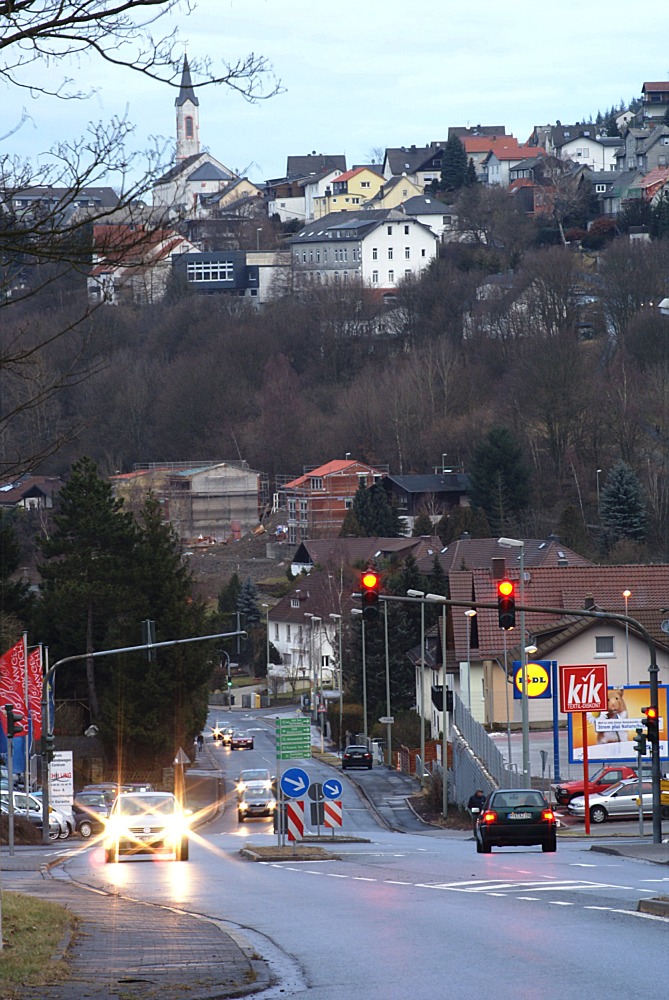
[313,167,385,217]
[265,154,347,223]
[288,209,437,292]
[87,225,198,306]
[282,459,387,544]
[381,471,470,533]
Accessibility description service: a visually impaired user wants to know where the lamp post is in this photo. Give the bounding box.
[304,614,316,715]
[256,227,262,251]
[596,468,602,515]
[262,603,271,707]
[499,537,530,788]
[464,609,476,713]
[623,589,631,685]
[351,609,367,739]
[329,613,344,752]
[407,589,426,782]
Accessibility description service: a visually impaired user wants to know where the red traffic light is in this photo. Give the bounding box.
[498,579,514,598]
[360,569,380,621]
[361,571,379,590]
[642,705,660,745]
[497,579,516,630]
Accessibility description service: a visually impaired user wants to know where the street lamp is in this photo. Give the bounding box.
[407,589,426,781]
[498,537,530,788]
[256,227,262,251]
[425,593,449,816]
[329,613,344,752]
[351,609,368,739]
[623,589,631,685]
[596,468,602,514]
[304,613,317,714]
[465,609,476,712]
[262,603,271,707]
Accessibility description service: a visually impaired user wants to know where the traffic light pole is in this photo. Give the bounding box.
[382,593,664,844]
[39,629,246,844]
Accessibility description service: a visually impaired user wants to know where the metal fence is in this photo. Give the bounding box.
[444,692,518,808]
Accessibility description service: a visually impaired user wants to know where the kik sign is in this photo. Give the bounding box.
[559,664,608,713]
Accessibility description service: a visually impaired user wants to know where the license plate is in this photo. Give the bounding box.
[507,812,531,820]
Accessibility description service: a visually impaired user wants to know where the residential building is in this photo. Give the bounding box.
[6,186,119,225]
[482,143,545,187]
[461,135,528,180]
[265,155,347,223]
[290,535,444,576]
[282,459,387,544]
[288,209,437,292]
[110,461,268,541]
[0,475,62,511]
[529,123,620,170]
[615,125,669,173]
[381,142,447,189]
[365,175,424,210]
[171,248,291,304]
[87,225,198,305]
[313,167,385,217]
[381,471,470,533]
[641,81,669,124]
[396,196,459,242]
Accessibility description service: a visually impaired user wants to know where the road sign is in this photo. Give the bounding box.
[512,661,552,700]
[559,664,608,713]
[308,782,324,802]
[276,716,311,760]
[286,799,305,841]
[322,778,343,800]
[324,798,343,831]
[277,716,310,730]
[378,716,394,724]
[280,766,310,798]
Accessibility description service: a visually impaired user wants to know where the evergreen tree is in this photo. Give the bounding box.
[468,428,531,535]
[440,134,468,193]
[556,504,591,556]
[435,505,490,545]
[651,190,669,239]
[349,482,402,537]
[339,507,365,537]
[350,481,374,534]
[36,456,139,719]
[237,577,262,629]
[0,511,32,628]
[427,553,448,599]
[600,460,647,542]
[217,573,241,617]
[465,157,478,186]
[412,511,434,536]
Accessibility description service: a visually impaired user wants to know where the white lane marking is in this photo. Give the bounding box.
[549,901,574,906]
[385,880,412,885]
[352,876,376,882]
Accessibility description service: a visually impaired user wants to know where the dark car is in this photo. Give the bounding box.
[475,789,557,854]
[342,745,373,770]
[230,732,254,750]
[237,788,277,822]
[73,791,112,839]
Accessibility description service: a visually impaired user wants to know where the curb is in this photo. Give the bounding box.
[638,897,669,917]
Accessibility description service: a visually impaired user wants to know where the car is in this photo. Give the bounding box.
[342,745,373,770]
[553,764,645,806]
[30,790,74,839]
[237,787,277,822]
[474,789,557,853]
[103,791,190,862]
[1,790,62,840]
[221,727,235,746]
[567,778,656,824]
[72,790,112,838]
[236,769,273,798]
[230,732,254,751]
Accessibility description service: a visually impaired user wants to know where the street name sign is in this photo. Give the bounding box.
[559,664,608,713]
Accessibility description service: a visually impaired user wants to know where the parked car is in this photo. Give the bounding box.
[553,764,644,806]
[72,790,112,838]
[475,789,557,853]
[230,732,254,751]
[567,778,655,824]
[1,790,62,840]
[237,787,277,822]
[30,790,74,838]
[103,792,190,862]
[236,769,273,798]
[342,745,373,770]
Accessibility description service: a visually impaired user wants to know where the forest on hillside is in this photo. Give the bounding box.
[3,221,669,562]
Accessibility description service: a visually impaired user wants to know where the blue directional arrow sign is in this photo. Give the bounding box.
[322,778,343,800]
[280,766,310,798]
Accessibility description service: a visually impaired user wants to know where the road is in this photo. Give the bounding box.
[58,706,667,999]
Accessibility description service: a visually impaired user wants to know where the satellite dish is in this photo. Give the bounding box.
[661,620,669,635]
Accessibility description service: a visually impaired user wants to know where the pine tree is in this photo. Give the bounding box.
[440,135,468,193]
[351,481,374,534]
[468,428,531,534]
[412,511,434,536]
[237,577,262,629]
[600,461,647,541]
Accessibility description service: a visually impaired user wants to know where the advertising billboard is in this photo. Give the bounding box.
[568,685,668,764]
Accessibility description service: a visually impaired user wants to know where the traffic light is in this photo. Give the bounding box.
[360,568,381,622]
[642,706,660,746]
[4,703,24,738]
[633,727,647,755]
[42,732,56,763]
[497,579,516,630]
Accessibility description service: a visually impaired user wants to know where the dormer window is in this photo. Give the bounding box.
[310,477,324,490]
[291,598,300,608]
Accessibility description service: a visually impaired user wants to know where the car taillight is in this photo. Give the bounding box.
[482,810,497,824]
[542,809,555,822]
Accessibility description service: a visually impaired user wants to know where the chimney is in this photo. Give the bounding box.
[584,594,595,610]
[491,557,506,580]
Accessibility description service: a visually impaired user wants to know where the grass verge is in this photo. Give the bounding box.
[0,892,73,997]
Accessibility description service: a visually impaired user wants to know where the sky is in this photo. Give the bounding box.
[4,0,669,187]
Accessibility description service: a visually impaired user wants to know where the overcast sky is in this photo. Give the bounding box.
[6,0,669,186]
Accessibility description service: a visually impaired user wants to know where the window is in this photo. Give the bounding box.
[274,623,279,640]
[595,636,614,655]
[372,270,379,284]
[323,249,328,263]
[404,246,410,259]
[185,116,194,138]
[421,248,426,257]
[298,625,303,641]
[302,251,307,263]
[388,270,394,282]
[596,183,607,193]
[286,624,291,641]
[404,225,410,235]
[316,249,321,262]
[309,249,313,262]
[372,247,378,260]
[290,598,300,608]
[186,260,234,282]
[310,477,323,490]
[388,247,393,259]
[352,197,359,204]
[387,226,393,235]
[405,269,411,278]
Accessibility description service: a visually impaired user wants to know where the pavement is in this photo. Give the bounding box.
[2,736,668,1000]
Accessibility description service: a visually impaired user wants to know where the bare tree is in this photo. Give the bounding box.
[0,1,279,478]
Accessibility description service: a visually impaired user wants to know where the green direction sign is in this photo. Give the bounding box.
[277,718,310,731]
[276,717,311,760]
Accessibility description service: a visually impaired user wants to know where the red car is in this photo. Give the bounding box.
[230,732,254,751]
[553,764,642,806]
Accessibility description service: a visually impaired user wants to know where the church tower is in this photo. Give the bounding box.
[175,55,200,161]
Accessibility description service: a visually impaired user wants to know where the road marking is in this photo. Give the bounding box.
[421,878,642,894]
[549,901,574,906]
[385,880,412,885]
[352,876,376,882]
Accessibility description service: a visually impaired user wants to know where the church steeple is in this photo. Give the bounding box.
[175,55,200,161]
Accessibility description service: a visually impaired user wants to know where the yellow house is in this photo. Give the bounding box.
[314,167,384,217]
[366,173,423,210]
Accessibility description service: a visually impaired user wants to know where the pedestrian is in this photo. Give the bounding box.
[196,733,204,752]
[468,789,486,832]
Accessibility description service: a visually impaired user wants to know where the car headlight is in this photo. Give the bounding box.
[239,801,248,812]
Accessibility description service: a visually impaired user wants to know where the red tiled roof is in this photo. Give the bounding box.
[333,167,383,183]
[285,459,381,489]
[462,136,518,153]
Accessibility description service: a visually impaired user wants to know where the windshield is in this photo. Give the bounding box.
[240,771,269,781]
[116,794,177,816]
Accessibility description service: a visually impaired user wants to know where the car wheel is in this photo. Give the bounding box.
[48,828,59,841]
[590,805,607,824]
[78,820,93,839]
[480,842,491,854]
[177,837,189,861]
[367,764,373,770]
[476,838,484,854]
[542,836,557,853]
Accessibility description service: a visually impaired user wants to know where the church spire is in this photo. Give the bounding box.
[175,55,200,161]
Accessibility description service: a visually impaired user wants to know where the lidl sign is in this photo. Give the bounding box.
[512,660,552,700]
